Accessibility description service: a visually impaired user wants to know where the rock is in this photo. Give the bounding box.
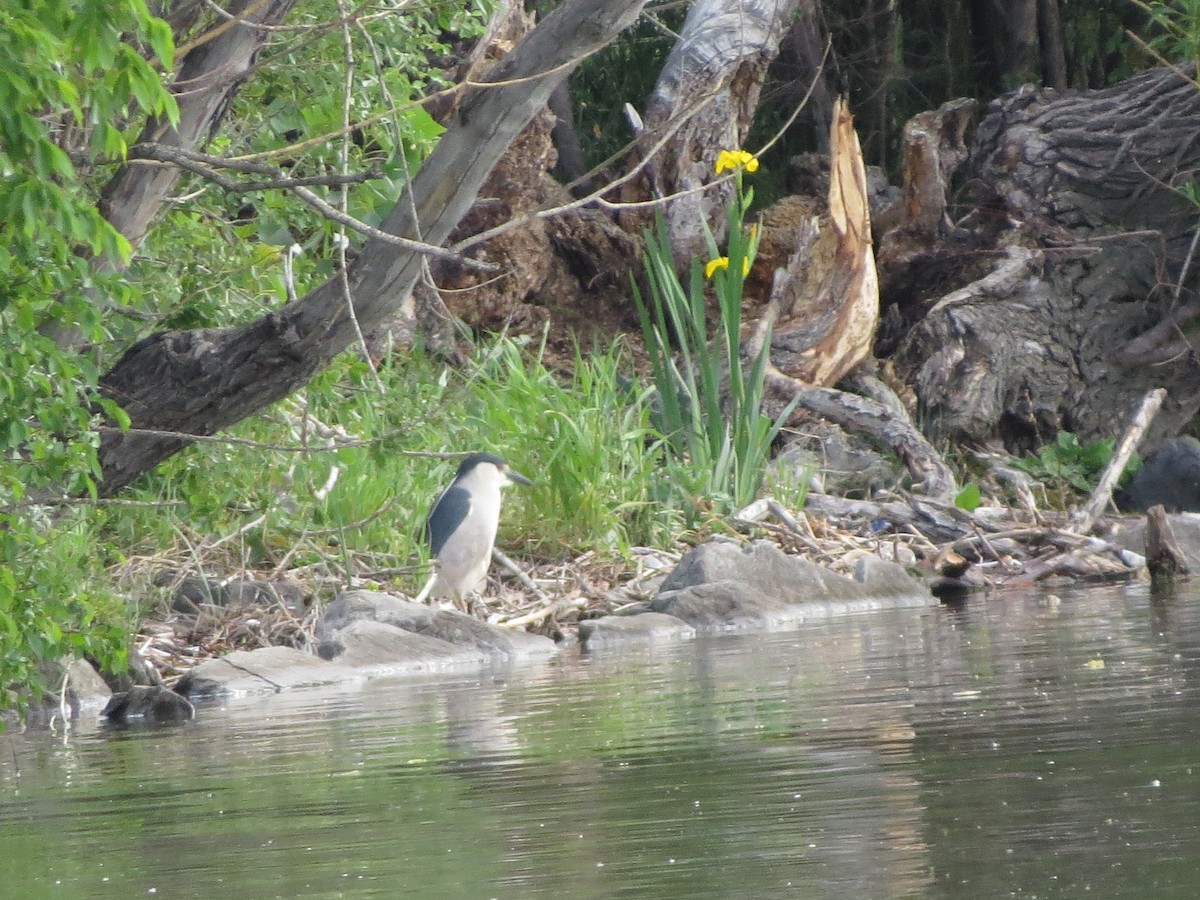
[176,647,361,698]
[64,657,114,711]
[317,620,487,675]
[1122,435,1200,512]
[578,612,696,650]
[652,538,934,632]
[929,568,990,601]
[661,538,927,603]
[652,581,803,631]
[102,685,195,725]
[844,550,924,592]
[21,657,114,724]
[317,590,557,663]
[167,591,560,702]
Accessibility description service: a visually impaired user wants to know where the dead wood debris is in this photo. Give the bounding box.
[126,483,1167,688]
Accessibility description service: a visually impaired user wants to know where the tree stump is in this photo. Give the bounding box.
[889,65,1200,454]
[1145,504,1190,579]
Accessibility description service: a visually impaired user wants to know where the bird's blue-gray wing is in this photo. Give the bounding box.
[426,484,472,557]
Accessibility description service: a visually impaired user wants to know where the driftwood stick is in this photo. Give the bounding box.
[744,283,956,502]
[767,499,815,539]
[498,597,586,629]
[802,493,975,544]
[764,365,959,501]
[492,547,553,605]
[1145,504,1190,578]
[1069,387,1167,534]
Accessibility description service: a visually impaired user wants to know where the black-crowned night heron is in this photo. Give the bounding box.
[413,452,532,605]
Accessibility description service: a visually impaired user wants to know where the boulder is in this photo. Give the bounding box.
[1121,435,1200,512]
[652,581,804,631]
[64,657,114,712]
[578,612,696,650]
[176,647,361,698]
[22,657,114,725]
[317,619,488,675]
[102,685,195,725]
[317,590,557,663]
[651,538,934,632]
[841,549,925,594]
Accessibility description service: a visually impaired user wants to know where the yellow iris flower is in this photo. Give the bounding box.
[714,149,759,174]
[704,256,751,279]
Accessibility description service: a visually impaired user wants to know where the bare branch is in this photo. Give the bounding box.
[127,142,496,270]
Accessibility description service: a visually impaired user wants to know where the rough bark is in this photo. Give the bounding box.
[890,98,977,242]
[548,82,592,194]
[763,371,958,500]
[96,0,648,495]
[621,0,804,260]
[891,65,1200,454]
[971,64,1200,255]
[875,97,980,339]
[974,0,1065,88]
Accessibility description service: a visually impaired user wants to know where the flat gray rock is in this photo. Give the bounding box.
[845,550,928,593]
[317,619,487,675]
[318,590,557,663]
[661,538,928,603]
[177,647,361,698]
[652,538,935,632]
[652,581,801,631]
[578,612,696,650]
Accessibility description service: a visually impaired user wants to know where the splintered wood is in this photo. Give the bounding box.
[771,96,878,387]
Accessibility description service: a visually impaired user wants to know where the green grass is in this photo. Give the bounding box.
[633,170,799,522]
[93,333,681,605]
[4,313,799,716]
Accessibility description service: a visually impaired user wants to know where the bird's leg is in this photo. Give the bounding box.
[463,592,487,619]
[413,571,437,605]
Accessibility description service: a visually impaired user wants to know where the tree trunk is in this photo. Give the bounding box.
[972,65,1200,258]
[1037,0,1068,90]
[997,0,1040,84]
[96,0,648,495]
[889,65,1200,454]
[99,0,300,257]
[622,0,804,261]
[776,6,835,153]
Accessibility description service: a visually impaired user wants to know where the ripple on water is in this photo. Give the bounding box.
[4,583,1200,898]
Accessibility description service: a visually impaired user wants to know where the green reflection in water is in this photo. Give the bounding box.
[3,584,1200,899]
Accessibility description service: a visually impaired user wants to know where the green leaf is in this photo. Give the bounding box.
[954,482,982,512]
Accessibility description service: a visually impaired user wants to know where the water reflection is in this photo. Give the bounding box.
[3,583,1200,898]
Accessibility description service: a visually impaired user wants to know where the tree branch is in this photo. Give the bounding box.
[96,0,650,494]
[126,142,496,269]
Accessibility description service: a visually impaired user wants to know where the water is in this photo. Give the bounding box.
[4,583,1200,899]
